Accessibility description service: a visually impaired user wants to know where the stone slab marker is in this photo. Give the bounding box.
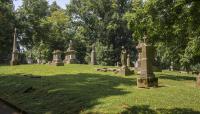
[52,50,64,66]
[137,41,158,88]
[91,43,97,65]
[197,73,200,88]
[10,28,19,66]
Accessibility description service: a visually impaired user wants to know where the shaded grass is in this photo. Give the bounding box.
[0,64,200,114]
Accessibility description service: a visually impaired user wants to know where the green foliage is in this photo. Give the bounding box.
[125,0,200,70]
[17,0,49,48]
[67,0,133,65]
[0,0,15,56]
[30,41,51,61]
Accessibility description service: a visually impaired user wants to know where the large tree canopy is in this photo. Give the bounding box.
[0,0,15,60]
[0,0,199,70]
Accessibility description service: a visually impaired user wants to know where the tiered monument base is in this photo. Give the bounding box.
[137,77,158,88]
[53,62,64,66]
[65,59,77,64]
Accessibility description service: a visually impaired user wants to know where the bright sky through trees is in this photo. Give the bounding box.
[13,0,70,9]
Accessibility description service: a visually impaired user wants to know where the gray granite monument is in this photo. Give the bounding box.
[10,28,19,66]
[52,50,64,66]
[137,36,158,88]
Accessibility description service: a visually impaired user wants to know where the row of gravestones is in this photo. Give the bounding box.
[9,29,200,88]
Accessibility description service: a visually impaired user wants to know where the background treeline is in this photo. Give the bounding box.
[0,0,200,71]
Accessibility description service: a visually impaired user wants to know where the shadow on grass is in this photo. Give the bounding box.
[0,73,135,114]
[121,105,200,114]
[158,74,196,81]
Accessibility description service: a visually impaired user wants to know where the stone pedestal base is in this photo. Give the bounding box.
[10,60,19,66]
[118,67,132,76]
[53,62,64,66]
[137,77,158,88]
[197,76,200,88]
[66,59,77,64]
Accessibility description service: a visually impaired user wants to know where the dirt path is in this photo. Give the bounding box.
[0,100,24,114]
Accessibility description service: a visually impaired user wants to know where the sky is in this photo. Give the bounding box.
[13,0,70,10]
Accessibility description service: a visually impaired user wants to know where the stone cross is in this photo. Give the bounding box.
[10,28,19,66]
[91,43,97,65]
[137,42,158,88]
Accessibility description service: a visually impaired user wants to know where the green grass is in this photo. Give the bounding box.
[0,64,200,114]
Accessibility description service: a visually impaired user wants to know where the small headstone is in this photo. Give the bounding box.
[91,43,97,65]
[137,37,158,88]
[52,50,64,66]
[127,54,131,67]
[10,28,19,66]
[64,40,77,64]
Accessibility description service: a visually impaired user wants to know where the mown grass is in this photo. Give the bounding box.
[0,64,200,114]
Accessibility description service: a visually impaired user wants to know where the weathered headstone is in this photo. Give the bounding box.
[127,54,131,67]
[137,40,158,88]
[64,40,77,64]
[10,28,19,66]
[91,43,97,65]
[197,73,200,88]
[52,50,64,66]
[118,46,131,76]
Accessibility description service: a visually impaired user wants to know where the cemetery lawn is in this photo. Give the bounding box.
[0,64,200,114]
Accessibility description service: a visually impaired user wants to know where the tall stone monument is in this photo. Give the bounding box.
[91,43,97,65]
[10,28,19,66]
[197,73,200,88]
[64,40,77,64]
[137,36,158,88]
[118,46,131,76]
[52,50,64,66]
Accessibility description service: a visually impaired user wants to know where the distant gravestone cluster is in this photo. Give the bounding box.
[51,40,77,66]
[9,29,200,88]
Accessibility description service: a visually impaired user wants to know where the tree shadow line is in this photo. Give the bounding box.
[157,74,196,81]
[0,73,135,114]
[121,105,200,114]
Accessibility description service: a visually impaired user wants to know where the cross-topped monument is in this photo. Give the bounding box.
[137,35,158,88]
